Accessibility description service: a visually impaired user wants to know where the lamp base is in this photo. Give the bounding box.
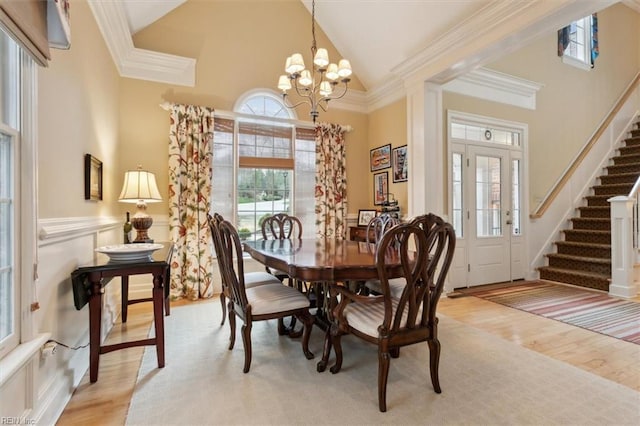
[131,210,154,243]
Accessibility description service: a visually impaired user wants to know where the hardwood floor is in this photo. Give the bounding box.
[56,290,639,425]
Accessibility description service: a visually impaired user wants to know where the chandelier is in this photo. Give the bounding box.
[277,0,352,123]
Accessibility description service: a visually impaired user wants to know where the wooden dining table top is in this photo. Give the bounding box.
[243,238,404,282]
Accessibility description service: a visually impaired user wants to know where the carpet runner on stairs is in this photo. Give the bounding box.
[539,118,640,291]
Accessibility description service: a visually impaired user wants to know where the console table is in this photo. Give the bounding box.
[71,242,173,383]
[349,226,376,242]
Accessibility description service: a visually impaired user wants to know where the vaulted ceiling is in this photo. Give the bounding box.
[105,0,638,109]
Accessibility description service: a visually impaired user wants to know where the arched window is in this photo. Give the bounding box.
[211,91,315,239]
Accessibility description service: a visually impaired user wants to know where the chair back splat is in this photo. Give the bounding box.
[329,213,456,412]
[365,213,399,245]
[261,213,303,240]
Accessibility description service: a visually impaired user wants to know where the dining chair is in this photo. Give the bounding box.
[365,212,399,245]
[363,213,401,296]
[260,213,314,334]
[215,218,315,373]
[327,215,456,412]
[208,213,282,328]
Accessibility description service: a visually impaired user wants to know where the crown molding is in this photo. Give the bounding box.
[365,78,407,113]
[329,89,368,114]
[87,0,196,87]
[443,67,544,110]
[622,0,640,12]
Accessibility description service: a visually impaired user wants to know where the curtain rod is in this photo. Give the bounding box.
[159,102,352,132]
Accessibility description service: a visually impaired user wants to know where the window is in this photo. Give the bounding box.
[210,93,316,240]
[558,15,598,70]
[0,29,20,360]
[0,26,37,361]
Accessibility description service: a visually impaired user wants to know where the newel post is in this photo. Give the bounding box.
[608,196,638,298]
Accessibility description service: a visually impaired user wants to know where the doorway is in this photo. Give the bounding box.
[447,111,527,289]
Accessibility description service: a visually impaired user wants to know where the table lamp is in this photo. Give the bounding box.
[118,166,162,243]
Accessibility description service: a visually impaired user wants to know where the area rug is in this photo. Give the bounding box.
[470,281,640,345]
[125,302,640,425]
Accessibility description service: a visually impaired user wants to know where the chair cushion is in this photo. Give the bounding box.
[246,283,310,315]
[344,296,423,338]
[245,271,282,288]
[364,278,406,299]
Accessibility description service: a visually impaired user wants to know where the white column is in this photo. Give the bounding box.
[608,196,638,298]
[406,81,444,219]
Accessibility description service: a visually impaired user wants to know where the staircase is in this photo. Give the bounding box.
[539,118,640,291]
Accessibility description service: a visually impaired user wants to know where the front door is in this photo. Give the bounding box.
[467,145,511,286]
[448,112,526,289]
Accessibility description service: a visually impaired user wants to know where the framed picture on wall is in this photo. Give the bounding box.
[373,171,389,205]
[84,154,103,201]
[392,145,408,182]
[370,144,391,171]
[358,209,377,226]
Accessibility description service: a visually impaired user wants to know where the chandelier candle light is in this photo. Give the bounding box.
[118,166,162,243]
[278,0,352,123]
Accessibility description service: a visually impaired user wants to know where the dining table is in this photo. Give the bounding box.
[243,238,405,372]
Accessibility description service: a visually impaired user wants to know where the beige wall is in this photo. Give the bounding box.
[38,0,121,219]
[444,3,640,210]
[367,99,408,211]
[124,0,369,217]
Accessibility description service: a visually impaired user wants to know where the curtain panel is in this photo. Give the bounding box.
[315,122,347,239]
[168,104,215,300]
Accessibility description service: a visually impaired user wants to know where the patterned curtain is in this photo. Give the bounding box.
[315,122,347,239]
[168,104,215,300]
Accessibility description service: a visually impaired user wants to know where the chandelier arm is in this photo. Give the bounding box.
[282,94,312,110]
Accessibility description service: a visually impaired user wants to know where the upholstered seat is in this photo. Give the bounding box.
[246,283,311,315]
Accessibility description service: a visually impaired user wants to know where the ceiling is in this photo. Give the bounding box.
[119,0,640,95]
[121,0,492,91]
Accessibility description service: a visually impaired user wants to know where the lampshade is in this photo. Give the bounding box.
[118,169,162,203]
[118,167,162,243]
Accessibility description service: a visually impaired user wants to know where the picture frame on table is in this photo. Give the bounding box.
[358,209,377,226]
[392,145,408,182]
[370,144,391,171]
[373,171,389,206]
[84,154,103,201]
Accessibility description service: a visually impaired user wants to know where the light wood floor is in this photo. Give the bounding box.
[56,290,640,425]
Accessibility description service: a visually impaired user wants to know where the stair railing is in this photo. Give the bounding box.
[608,175,640,298]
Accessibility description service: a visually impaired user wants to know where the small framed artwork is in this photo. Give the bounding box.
[84,154,103,201]
[373,171,389,205]
[358,209,377,226]
[392,145,408,182]
[370,144,391,172]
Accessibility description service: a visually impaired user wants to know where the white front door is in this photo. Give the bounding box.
[447,111,526,289]
[467,145,511,286]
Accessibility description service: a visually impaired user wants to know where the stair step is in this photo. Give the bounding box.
[562,229,610,244]
[570,217,611,231]
[577,206,610,218]
[585,194,613,207]
[606,163,640,175]
[599,172,639,185]
[619,145,640,156]
[538,267,609,291]
[555,241,611,258]
[592,183,634,196]
[611,153,640,165]
[545,253,611,275]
